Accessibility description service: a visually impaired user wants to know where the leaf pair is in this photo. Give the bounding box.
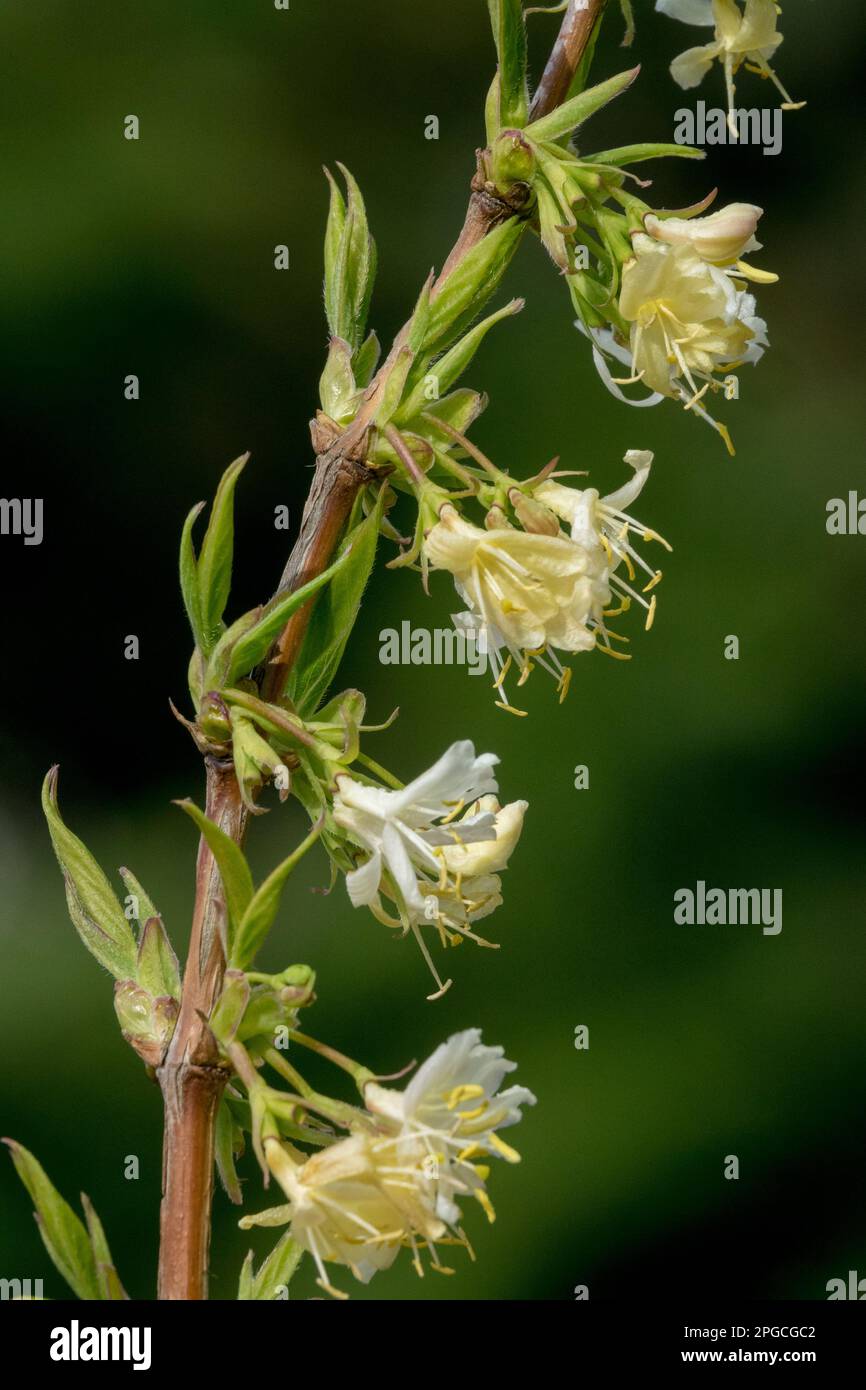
[42,770,181,1061]
[181,453,248,658]
[4,1141,127,1300]
[176,801,324,970]
[324,164,377,356]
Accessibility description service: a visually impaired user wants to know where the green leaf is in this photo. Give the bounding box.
[352,329,380,388]
[210,970,251,1048]
[487,0,529,128]
[239,1230,304,1300]
[323,167,347,335]
[81,1193,128,1300]
[117,866,159,930]
[397,298,522,423]
[324,165,377,351]
[230,818,325,971]
[288,494,385,717]
[197,453,249,652]
[422,218,524,358]
[216,1096,245,1207]
[136,917,181,1001]
[584,142,704,166]
[41,769,138,981]
[174,800,254,948]
[225,542,357,685]
[180,501,206,650]
[4,1141,101,1300]
[526,66,640,144]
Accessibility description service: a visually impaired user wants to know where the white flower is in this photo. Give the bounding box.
[334,744,526,996]
[656,0,803,128]
[427,503,610,713]
[597,233,770,449]
[538,450,671,641]
[643,202,763,266]
[259,1131,445,1298]
[366,1027,537,1227]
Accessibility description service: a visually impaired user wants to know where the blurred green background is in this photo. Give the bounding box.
[2,0,865,1301]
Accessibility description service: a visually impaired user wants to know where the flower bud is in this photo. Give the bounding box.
[509,488,560,536]
[486,129,536,195]
[643,203,763,265]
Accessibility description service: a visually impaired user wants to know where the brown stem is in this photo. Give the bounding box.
[155,0,610,1300]
[529,0,609,122]
[156,758,247,1300]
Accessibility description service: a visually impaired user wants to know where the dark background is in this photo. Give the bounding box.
[2,0,865,1301]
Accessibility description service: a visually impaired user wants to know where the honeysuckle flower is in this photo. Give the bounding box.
[656,0,804,130]
[643,201,763,267]
[538,450,671,640]
[333,743,526,995]
[426,503,610,713]
[260,1131,446,1297]
[366,1027,537,1225]
[598,232,769,448]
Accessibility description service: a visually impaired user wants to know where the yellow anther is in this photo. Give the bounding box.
[596,643,632,661]
[492,652,513,690]
[474,1189,496,1224]
[642,571,663,593]
[495,700,529,717]
[440,798,466,825]
[446,1084,485,1111]
[489,1132,521,1164]
[645,594,657,632]
[458,1143,485,1162]
[557,667,572,704]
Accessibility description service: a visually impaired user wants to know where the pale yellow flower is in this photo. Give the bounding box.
[611,234,768,447]
[643,202,763,266]
[262,1132,443,1298]
[425,503,610,710]
[657,0,803,129]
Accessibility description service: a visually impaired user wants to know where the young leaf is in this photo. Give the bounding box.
[117,865,159,929]
[352,329,380,387]
[583,141,704,166]
[487,0,529,129]
[3,1141,101,1300]
[287,494,385,717]
[196,453,249,652]
[180,501,206,650]
[216,1097,245,1207]
[422,218,524,358]
[224,542,356,685]
[324,165,377,351]
[230,817,325,971]
[526,66,640,144]
[81,1193,128,1301]
[174,799,254,947]
[42,769,138,981]
[397,298,523,423]
[323,166,347,335]
[136,918,181,1001]
[240,1229,304,1300]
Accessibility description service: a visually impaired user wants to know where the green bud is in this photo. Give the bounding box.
[113,980,178,1064]
[487,129,535,194]
[210,970,251,1047]
[198,690,233,744]
[319,336,363,426]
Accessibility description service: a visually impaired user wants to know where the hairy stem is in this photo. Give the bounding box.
[155,0,608,1299]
